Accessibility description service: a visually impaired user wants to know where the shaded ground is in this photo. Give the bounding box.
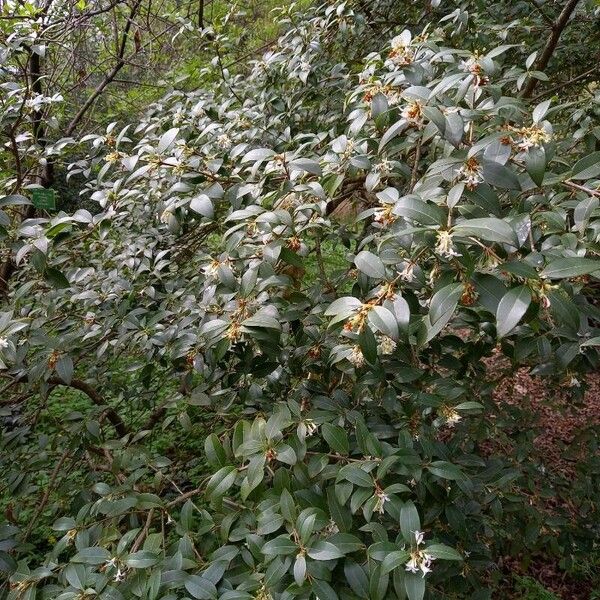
[485,357,600,599]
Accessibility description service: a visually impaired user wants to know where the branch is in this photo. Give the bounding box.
[65,0,142,136]
[531,64,599,101]
[47,377,128,436]
[522,0,581,99]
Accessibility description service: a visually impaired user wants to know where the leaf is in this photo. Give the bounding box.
[322,423,349,455]
[338,465,373,487]
[355,251,386,279]
[425,283,462,342]
[453,218,517,245]
[289,158,322,176]
[324,296,362,317]
[45,267,70,289]
[496,286,531,337]
[381,550,411,575]
[125,551,159,568]
[261,536,298,556]
[307,541,345,561]
[532,100,550,123]
[55,355,74,385]
[481,160,521,190]
[368,306,399,341]
[312,579,339,600]
[400,501,420,543]
[425,544,463,561]
[571,151,600,180]
[344,560,369,599]
[541,258,600,279]
[427,461,465,481]
[157,127,179,153]
[185,575,218,600]
[206,466,236,500]
[293,553,306,585]
[525,146,546,186]
[392,195,445,225]
[241,148,275,163]
[72,547,111,565]
[204,434,227,469]
[190,194,214,218]
[405,572,426,600]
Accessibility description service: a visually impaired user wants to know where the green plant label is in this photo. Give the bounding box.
[32,188,56,210]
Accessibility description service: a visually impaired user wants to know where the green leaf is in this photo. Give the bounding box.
[307,541,345,561]
[44,267,70,289]
[496,286,531,337]
[185,575,218,600]
[369,306,399,341]
[405,572,426,600]
[313,579,339,600]
[355,251,386,279]
[427,461,465,481]
[204,434,227,469]
[425,544,463,561]
[55,355,74,385]
[0,551,17,574]
[541,258,600,279]
[72,547,111,565]
[293,553,306,585]
[571,151,600,180]
[261,535,298,556]
[190,194,214,218]
[344,560,369,599]
[324,296,362,318]
[400,501,420,543]
[525,146,546,186]
[338,465,373,487]
[322,423,349,455]
[453,218,517,245]
[481,160,520,190]
[125,551,159,568]
[392,195,445,226]
[206,466,237,500]
[381,550,411,575]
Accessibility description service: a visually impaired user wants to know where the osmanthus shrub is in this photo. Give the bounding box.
[1,1,600,599]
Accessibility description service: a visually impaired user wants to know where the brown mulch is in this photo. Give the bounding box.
[481,355,600,599]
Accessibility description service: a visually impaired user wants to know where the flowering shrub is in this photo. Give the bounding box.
[1,1,600,599]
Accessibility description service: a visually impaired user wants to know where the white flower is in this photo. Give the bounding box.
[374,159,392,174]
[377,335,396,355]
[202,259,221,279]
[446,411,462,427]
[405,547,435,577]
[114,567,125,582]
[435,231,461,259]
[374,489,389,514]
[401,100,424,126]
[160,209,173,224]
[0,337,9,349]
[399,262,415,282]
[304,419,318,436]
[414,530,425,546]
[348,345,365,368]
[457,158,484,189]
[216,133,232,150]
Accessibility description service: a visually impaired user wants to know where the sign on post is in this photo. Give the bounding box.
[32,188,56,210]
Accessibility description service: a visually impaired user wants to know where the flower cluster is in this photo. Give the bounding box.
[405,531,435,577]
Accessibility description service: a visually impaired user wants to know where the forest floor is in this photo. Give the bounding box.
[488,357,600,599]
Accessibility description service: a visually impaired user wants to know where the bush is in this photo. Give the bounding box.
[1,1,599,599]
